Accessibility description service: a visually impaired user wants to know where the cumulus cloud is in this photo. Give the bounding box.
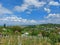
[24,0,46,7]
[43,13,60,24]
[0,0,60,25]
[44,8,51,13]
[46,13,60,18]
[49,1,60,6]
[0,4,12,15]
[0,15,37,24]
[14,0,46,12]
[0,13,60,25]
[14,4,28,12]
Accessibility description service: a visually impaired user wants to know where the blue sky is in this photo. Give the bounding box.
[0,0,60,25]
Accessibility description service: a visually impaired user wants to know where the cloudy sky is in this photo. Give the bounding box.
[0,0,60,25]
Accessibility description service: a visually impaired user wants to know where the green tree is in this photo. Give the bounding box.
[10,26,22,33]
[4,24,6,28]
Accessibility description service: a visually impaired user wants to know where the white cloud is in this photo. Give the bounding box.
[44,8,51,13]
[0,13,60,25]
[49,1,60,6]
[43,13,60,24]
[14,4,29,12]
[0,4,12,15]
[46,13,60,18]
[30,20,37,23]
[14,0,46,12]
[26,11,31,14]
[24,0,46,7]
[0,15,37,24]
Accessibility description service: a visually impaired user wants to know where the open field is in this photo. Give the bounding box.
[0,35,60,45]
[0,24,60,45]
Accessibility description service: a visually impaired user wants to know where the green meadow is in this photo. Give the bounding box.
[0,24,60,45]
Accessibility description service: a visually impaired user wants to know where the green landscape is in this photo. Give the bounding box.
[0,23,60,45]
[0,0,60,45]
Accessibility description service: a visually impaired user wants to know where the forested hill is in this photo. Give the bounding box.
[25,23,60,28]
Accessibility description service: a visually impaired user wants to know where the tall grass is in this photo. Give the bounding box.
[0,35,60,45]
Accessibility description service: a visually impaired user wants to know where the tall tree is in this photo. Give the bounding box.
[4,24,6,28]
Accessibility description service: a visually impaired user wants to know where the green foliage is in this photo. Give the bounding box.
[41,30,50,37]
[0,23,60,45]
[9,26,22,32]
[30,29,39,36]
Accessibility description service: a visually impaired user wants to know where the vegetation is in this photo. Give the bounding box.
[0,23,60,45]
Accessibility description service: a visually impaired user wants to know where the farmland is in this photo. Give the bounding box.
[0,23,60,45]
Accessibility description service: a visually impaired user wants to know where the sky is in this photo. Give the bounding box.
[0,0,60,25]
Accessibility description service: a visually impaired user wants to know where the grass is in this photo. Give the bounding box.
[0,35,60,45]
